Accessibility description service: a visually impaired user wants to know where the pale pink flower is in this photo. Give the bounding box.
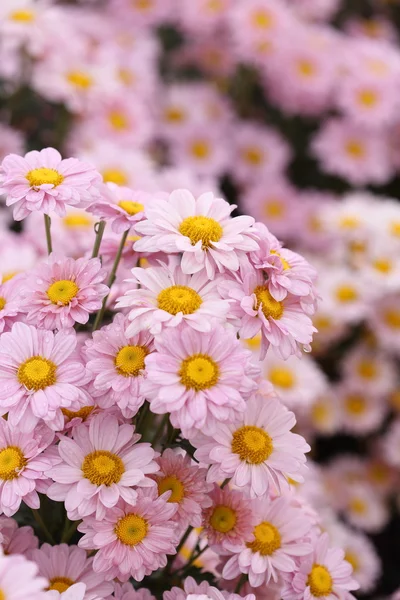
[0,124,24,161]
[22,254,109,330]
[116,259,230,336]
[0,230,39,282]
[193,394,310,497]
[31,543,113,600]
[341,344,396,396]
[342,484,389,533]
[152,448,212,533]
[340,529,381,593]
[47,413,158,520]
[84,314,154,417]
[0,148,101,220]
[382,419,400,468]
[0,419,56,517]
[203,485,256,551]
[337,384,387,435]
[112,583,156,600]
[134,189,259,279]
[0,516,38,555]
[169,127,230,179]
[0,276,22,333]
[0,323,89,432]
[0,548,48,600]
[164,576,255,600]
[282,532,359,600]
[143,324,259,436]
[369,293,400,354]
[78,488,177,582]
[87,183,153,233]
[223,496,313,586]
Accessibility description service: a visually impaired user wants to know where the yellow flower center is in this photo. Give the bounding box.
[251,8,273,29]
[102,169,128,186]
[18,356,57,391]
[109,111,129,130]
[270,250,290,270]
[26,167,64,188]
[63,213,92,228]
[368,462,390,484]
[47,280,79,305]
[115,514,148,545]
[314,315,332,331]
[263,199,284,219]
[132,0,153,10]
[335,285,358,303]
[373,258,392,273]
[345,140,365,159]
[157,285,202,315]
[0,446,26,480]
[206,0,224,12]
[254,285,283,320]
[164,107,185,123]
[48,578,74,593]
[357,359,377,379]
[345,394,366,415]
[67,71,93,89]
[344,551,358,572]
[391,389,400,411]
[297,60,316,77]
[269,367,295,389]
[244,333,262,350]
[242,146,264,165]
[10,10,35,21]
[247,521,281,555]
[119,68,135,86]
[179,216,223,249]
[0,298,5,311]
[231,425,273,464]
[115,345,148,377]
[358,89,378,107]
[179,354,219,391]
[2,271,17,283]
[384,308,400,329]
[82,450,124,486]
[157,475,185,503]
[349,497,366,514]
[339,215,360,230]
[390,221,400,237]
[62,406,94,421]
[307,565,333,597]
[118,201,144,216]
[210,505,237,533]
[311,401,330,426]
[190,140,211,159]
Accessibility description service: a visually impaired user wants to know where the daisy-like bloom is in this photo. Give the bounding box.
[0,548,48,600]
[0,419,56,517]
[84,314,154,417]
[0,276,22,333]
[0,323,89,432]
[342,483,389,533]
[143,324,259,436]
[164,576,255,600]
[340,529,381,594]
[282,532,359,600]
[336,384,387,435]
[223,496,313,586]
[193,395,310,497]
[341,344,396,396]
[134,189,259,279]
[46,413,158,520]
[383,419,400,467]
[203,485,256,551]
[22,254,109,330]
[304,391,340,437]
[152,448,212,533]
[169,126,231,179]
[116,259,230,336]
[369,293,400,354]
[0,516,38,555]
[0,148,102,220]
[317,267,371,325]
[31,543,114,600]
[113,582,156,600]
[87,183,153,234]
[78,488,178,582]
[219,264,316,360]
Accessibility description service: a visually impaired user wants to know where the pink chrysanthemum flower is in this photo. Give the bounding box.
[31,543,114,600]
[152,448,212,533]
[78,489,178,582]
[193,395,310,497]
[22,254,109,330]
[47,413,158,520]
[0,323,89,432]
[0,548,48,600]
[282,532,359,600]
[116,259,230,336]
[203,485,256,551]
[0,516,38,555]
[143,324,259,436]
[87,183,153,233]
[0,419,56,517]
[113,582,156,600]
[223,496,313,586]
[134,189,259,279]
[84,314,154,417]
[164,576,255,600]
[0,276,22,333]
[0,147,101,220]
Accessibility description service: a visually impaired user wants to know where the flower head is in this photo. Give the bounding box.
[87,183,153,233]
[0,516,38,555]
[0,549,48,600]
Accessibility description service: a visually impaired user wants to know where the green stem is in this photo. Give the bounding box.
[31,508,55,544]
[44,214,52,254]
[91,221,106,258]
[61,519,80,543]
[221,478,231,489]
[234,574,247,594]
[152,414,169,447]
[135,402,150,433]
[92,230,128,331]
[175,544,208,575]
[175,525,193,556]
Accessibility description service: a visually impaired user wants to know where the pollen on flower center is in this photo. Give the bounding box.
[115,345,148,377]
[115,514,148,546]
[164,107,185,122]
[82,450,124,486]
[157,285,203,315]
[26,167,64,188]
[270,250,291,270]
[190,140,210,159]
[384,308,400,329]
[67,71,93,89]
[0,446,27,481]
[357,359,377,379]
[179,353,220,391]
[345,394,366,415]
[48,578,75,594]
[242,146,264,165]
[118,200,144,215]
[102,169,128,185]
[179,216,223,249]
[254,285,284,320]
[231,425,273,464]
[247,521,281,555]
[47,279,79,305]
[358,89,378,107]
[63,214,92,228]
[307,564,333,597]
[10,10,35,21]
[335,285,358,303]
[269,367,295,389]
[252,8,273,29]
[109,111,129,130]
[210,505,237,533]
[62,406,94,421]
[17,356,57,391]
[297,59,316,77]
[0,297,5,311]
[345,140,365,159]
[344,551,359,571]
[158,475,185,503]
